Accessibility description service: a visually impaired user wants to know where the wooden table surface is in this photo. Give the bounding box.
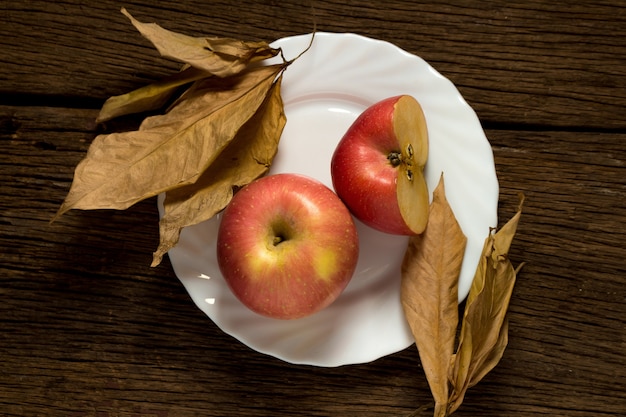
[2,1,625,416]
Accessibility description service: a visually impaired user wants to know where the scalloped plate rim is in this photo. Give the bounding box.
[159,32,499,367]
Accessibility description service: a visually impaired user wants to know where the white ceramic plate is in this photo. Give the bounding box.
[160,33,499,367]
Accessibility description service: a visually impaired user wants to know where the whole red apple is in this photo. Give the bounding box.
[331,95,429,235]
[216,173,359,320]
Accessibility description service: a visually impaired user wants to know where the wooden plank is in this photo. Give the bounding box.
[1,1,626,129]
[1,104,625,415]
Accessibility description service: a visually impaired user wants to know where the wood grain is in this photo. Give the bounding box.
[2,1,625,129]
[1,1,626,416]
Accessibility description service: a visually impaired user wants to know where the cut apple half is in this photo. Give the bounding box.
[393,95,429,234]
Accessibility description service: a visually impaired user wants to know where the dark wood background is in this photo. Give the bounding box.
[1,1,625,416]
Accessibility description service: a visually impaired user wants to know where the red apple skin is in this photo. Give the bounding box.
[216,173,359,320]
[331,96,414,235]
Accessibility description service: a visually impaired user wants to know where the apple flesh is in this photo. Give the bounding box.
[216,173,359,320]
[331,95,429,235]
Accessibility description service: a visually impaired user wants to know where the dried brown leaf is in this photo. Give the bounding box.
[447,196,524,415]
[121,8,281,77]
[96,65,208,123]
[54,64,285,219]
[151,75,286,266]
[401,176,467,417]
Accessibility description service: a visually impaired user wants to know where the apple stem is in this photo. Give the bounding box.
[387,151,402,167]
[273,236,284,246]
